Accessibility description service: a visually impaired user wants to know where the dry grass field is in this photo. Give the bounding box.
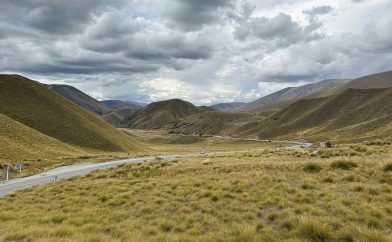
[123,129,279,154]
[1,142,391,241]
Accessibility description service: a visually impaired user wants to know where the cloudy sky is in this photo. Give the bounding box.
[1,0,391,104]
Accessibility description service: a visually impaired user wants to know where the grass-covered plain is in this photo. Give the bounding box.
[1,143,392,241]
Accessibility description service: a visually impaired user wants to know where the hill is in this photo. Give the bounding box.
[241,79,350,112]
[124,99,208,129]
[48,84,111,115]
[344,70,392,89]
[0,75,145,152]
[101,100,143,109]
[101,107,138,126]
[210,102,246,112]
[168,111,259,136]
[242,87,392,141]
[0,113,82,162]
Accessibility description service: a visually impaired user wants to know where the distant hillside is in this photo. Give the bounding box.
[241,79,350,112]
[168,111,259,136]
[241,87,392,141]
[0,75,145,152]
[124,99,207,129]
[344,70,392,89]
[101,100,143,109]
[48,84,111,115]
[210,102,246,112]
[102,107,137,126]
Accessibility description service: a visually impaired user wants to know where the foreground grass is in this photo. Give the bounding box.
[0,145,392,241]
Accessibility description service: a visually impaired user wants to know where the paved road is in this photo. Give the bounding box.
[0,140,312,197]
[0,150,258,197]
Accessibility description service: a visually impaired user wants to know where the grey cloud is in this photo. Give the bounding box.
[0,0,125,35]
[165,0,235,31]
[234,13,323,47]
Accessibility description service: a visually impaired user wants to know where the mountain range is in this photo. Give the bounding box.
[1,69,392,164]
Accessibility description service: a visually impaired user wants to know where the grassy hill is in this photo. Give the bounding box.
[241,79,350,112]
[169,111,259,136]
[101,100,143,109]
[124,99,208,129]
[102,107,138,126]
[0,114,82,162]
[344,70,392,89]
[243,88,392,141]
[210,102,246,112]
[0,75,145,152]
[48,84,111,115]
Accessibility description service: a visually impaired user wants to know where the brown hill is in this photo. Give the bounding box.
[344,70,392,89]
[0,74,145,152]
[241,79,351,112]
[168,111,259,136]
[124,99,208,129]
[102,107,137,126]
[241,87,392,141]
[210,102,246,112]
[0,113,82,162]
[48,84,112,115]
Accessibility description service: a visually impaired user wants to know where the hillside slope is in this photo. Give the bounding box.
[168,111,259,136]
[241,79,350,112]
[345,70,392,89]
[124,99,207,129]
[243,88,392,141]
[102,107,137,126]
[101,100,142,110]
[48,84,111,115]
[0,114,82,162]
[210,102,246,112]
[0,75,145,152]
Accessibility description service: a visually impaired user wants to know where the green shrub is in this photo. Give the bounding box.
[303,163,323,173]
[331,160,357,170]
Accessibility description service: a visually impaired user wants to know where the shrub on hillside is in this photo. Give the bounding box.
[383,163,392,172]
[303,163,323,173]
[331,160,357,170]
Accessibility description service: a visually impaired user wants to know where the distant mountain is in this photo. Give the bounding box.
[101,107,138,126]
[210,102,246,112]
[241,79,351,112]
[239,87,392,142]
[0,75,145,154]
[344,70,392,89]
[48,84,111,115]
[168,111,259,136]
[123,99,208,129]
[101,100,144,109]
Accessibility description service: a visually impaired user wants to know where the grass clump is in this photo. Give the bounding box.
[303,162,323,173]
[330,160,357,170]
[297,219,332,242]
[383,163,392,172]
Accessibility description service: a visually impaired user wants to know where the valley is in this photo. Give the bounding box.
[1,71,392,241]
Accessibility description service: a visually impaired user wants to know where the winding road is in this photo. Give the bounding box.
[0,140,312,197]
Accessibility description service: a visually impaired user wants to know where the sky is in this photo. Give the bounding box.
[0,0,391,105]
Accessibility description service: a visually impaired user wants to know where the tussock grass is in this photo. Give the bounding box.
[0,145,391,241]
[330,159,358,170]
[384,163,392,172]
[303,162,323,173]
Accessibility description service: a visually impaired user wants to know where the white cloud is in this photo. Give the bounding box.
[0,0,391,105]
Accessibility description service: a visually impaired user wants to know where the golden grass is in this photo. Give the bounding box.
[0,75,145,152]
[1,144,391,241]
[123,129,280,154]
